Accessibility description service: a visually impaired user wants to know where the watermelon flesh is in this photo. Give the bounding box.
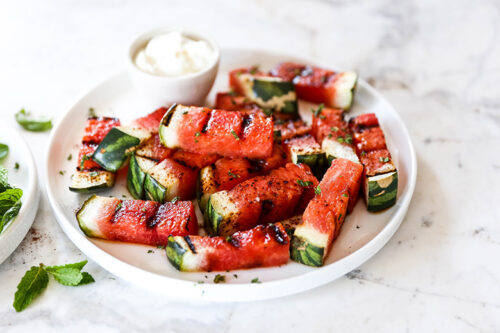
[82,117,121,144]
[132,107,169,133]
[172,149,220,169]
[214,92,258,111]
[77,196,198,246]
[135,133,174,162]
[274,119,311,141]
[167,223,289,272]
[353,127,387,152]
[171,106,274,159]
[349,112,379,130]
[311,107,349,144]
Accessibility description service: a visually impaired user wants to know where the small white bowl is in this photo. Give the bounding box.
[127,27,220,106]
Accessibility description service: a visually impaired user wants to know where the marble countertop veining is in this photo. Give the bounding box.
[0,0,499,331]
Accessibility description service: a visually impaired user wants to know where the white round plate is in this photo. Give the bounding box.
[45,49,416,302]
[0,124,39,265]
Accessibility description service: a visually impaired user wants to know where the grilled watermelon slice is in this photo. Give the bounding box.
[70,117,120,193]
[197,143,287,212]
[159,104,274,159]
[127,155,158,199]
[291,158,363,266]
[76,195,198,246]
[69,170,115,193]
[92,126,151,172]
[270,62,358,110]
[282,135,325,178]
[144,158,197,203]
[311,107,359,165]
[204,163,318,236]
[350,113,398,212]
[230,73,298,115]
[166,223,289,272]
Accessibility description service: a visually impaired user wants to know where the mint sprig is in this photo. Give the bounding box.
[13,265,49,312]
[15,109,52,132]
[13,260,95,312]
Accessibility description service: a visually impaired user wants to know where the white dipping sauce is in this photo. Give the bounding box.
[135,31,214,77]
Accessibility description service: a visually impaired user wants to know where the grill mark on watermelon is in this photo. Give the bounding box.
[161,104,177,127]
[242,114,253,130]
[184,235,197,253]
[261,199,275,218]
[271,223,288,244]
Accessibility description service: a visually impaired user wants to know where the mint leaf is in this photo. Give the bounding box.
[13,265,49,312]
[15,109,52,132]
[45,260,88,271]
[0,200,22,233]
[45,267,83,286]
[44,260,89,286]
[0,143,8,161]
[78,272,95,285]
[0,188,23,216]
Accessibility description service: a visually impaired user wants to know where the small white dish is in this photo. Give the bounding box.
[0,123,39,265]
[127,27,220,107]
[46,49,416,302]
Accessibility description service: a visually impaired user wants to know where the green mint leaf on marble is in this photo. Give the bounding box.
[13,265,49,312]
[77,272,95,285]
[44,260,95,286]
[44,267,83,286]
[0,143,8,161]
[15,109,52,132]
[45,260,88,272]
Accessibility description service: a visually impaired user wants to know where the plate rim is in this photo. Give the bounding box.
[44,48,417,302]
[0,124,40,264]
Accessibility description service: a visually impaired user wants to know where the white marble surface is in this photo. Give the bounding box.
[0,0,499,331]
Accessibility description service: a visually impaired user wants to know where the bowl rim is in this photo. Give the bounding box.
[127,26,221,81]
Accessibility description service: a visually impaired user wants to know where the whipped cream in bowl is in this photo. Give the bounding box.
[128,27,220,106]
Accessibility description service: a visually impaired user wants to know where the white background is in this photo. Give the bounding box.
[0,0,499,331]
